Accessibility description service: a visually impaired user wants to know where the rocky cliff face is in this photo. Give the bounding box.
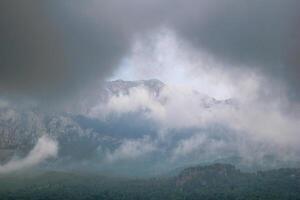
[105,79,165,97]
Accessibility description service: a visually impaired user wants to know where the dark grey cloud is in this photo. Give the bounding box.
[0,1,130,102]
[1,0,300,102]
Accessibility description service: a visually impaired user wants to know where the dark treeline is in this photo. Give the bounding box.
[0,164,299,200]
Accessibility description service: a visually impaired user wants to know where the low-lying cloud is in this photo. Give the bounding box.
[105,136,156,163]
[0,136,58,174]
[171,134,226,161]
[87,81,300,168]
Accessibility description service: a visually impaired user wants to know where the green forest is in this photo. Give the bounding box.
[0,164,299,200]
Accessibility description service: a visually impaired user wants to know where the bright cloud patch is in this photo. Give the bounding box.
[105,136,156,163]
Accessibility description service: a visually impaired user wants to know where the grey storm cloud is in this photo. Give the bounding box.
[0,0,130,101]
[1,0,300,101]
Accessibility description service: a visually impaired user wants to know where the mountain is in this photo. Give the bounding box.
[104,79,165,96]
[1,79,293,176]
[0,79,219,157]
[0,80,166,154]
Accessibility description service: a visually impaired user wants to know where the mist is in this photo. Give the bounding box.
[0,136,58,174]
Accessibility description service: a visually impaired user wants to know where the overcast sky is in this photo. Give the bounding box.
[1,0,300,103]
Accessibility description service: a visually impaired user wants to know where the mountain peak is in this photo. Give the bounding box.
[110,78,164,85]
[106,79,165,96]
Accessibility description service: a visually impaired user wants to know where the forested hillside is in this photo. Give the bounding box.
[0,164,299,200]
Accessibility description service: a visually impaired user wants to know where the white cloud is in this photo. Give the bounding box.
[105,136,156,163]
[115,29,237,100]
[171,134,225,160]
[172,134,206,158]
[88,86,165,121]
[0,135,58,174]
[89,79,300,147]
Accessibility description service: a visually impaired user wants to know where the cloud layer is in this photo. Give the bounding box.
[87,82,300,169]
